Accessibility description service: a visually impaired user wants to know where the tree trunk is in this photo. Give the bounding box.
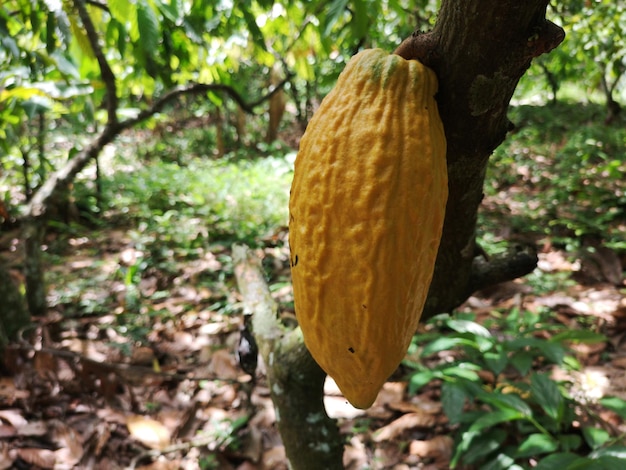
[395,0,563,319]
[0,260,29,349]
[242,2,563,469]
[22,218,48,317]
[267,65,286,143]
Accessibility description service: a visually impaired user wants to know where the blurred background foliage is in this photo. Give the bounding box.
[0,0,624,307]
[0,0,623,222]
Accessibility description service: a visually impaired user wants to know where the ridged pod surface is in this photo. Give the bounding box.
[289,48,448,409]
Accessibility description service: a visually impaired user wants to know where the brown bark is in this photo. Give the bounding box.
[395,0,564,318]
[267,65,286,143]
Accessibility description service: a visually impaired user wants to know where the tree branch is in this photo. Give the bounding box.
[24,79,290,220]
[232,245,343,470]
[74,0,118,125]
[393,0,564,318]
[469,245,538,293]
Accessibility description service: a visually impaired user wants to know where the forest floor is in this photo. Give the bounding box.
[1,222,625,469]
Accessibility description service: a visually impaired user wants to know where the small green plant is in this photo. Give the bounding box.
[406,311,626,469]
[483,103,626,250]
[106,154,292,246]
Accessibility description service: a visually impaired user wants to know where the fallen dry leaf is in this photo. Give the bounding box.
[208,348,240,380]
[50,419,84,468]
[15,448,56,469]
[409,435,454,460]
[343,436,368,470]
[16,421,47,437]
[0,409,27,428]
[137,460,181,470]
[126,415,171,450]
[611,356,626,369]
[0,426,15,439]
[93,421,112,457]
[261,445,287,470]
[0,443,14,470]
[373,412,437,443]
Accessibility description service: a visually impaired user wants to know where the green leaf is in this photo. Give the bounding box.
[484,349,509,375]
[108,0,133,24]
[515,433,558,459]
[407,370,434,394]
[469,408,525,433]
[534,453,581,470]
[421,337,476,356]
[550,330,606,343]
[530,372,563,421]
[350,0,370,39]
[441,381,467,424]
[482,453,523,470]
[446,319,492,337]
[240,5,266,51]
[558,433,583,452]
[323,0,349,35]
[589,445,626,460]
[600,396,626,419]
[46,12,56,54]
[461,429,506,464]
[536,340,565,364]
[510,350,534,375]
[582,426,611,450]
[566,456,626,470]
[477,390,533,416]
[438,363,481,381]
[68,13,95,58]
[137,0,160,53]
[154,0,181,23]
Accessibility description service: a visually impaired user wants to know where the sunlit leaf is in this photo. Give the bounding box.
[126,415,171,450]
[240,5,266,51]
[0,86,46,102]
[477,390,533,416]
[68,13,94,58]
[446,319,492,337]
[154,0,181,23]
[421,337,476,356]
[323,0,349,36]
[108,0,132,24]
[469,408,525,433]
[515,433,558,459]
[589,446,626,460]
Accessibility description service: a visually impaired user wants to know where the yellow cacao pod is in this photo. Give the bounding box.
[289,48,448,409]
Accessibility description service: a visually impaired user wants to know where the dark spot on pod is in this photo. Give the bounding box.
[291,254,298,267]
[348,347,355,354]
[361,304,367,309]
